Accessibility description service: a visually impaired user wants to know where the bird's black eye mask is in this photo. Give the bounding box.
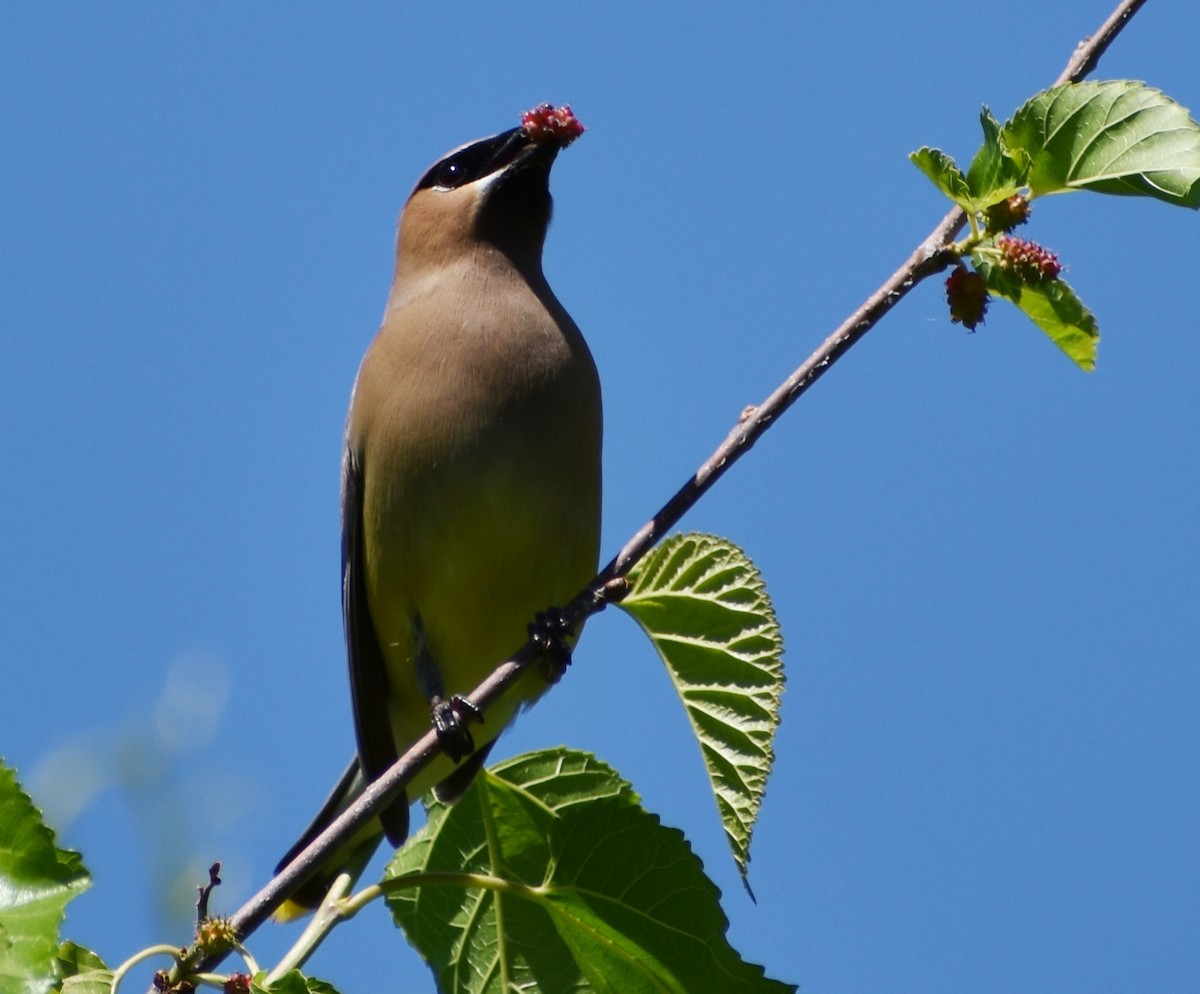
[415,128,529,192]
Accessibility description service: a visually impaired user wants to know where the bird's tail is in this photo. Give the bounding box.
[273,757,386,921]
[273,737,497,919]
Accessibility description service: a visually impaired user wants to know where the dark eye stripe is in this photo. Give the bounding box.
[416,140,497,192]
[413,128,528,193]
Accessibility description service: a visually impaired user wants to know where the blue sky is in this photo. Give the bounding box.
[3,3,1198,992]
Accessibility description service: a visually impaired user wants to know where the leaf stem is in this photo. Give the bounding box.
[262,873,355,984]
[109,944,184,994]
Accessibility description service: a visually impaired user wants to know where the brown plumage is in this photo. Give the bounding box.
[276,124,601,917]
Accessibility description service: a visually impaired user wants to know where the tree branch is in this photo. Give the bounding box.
[1057,0,1150,85]
[182,0,1153,980]
[584,0,1152,592]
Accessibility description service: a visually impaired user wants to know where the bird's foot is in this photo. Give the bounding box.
[529,608,574,684]
[430,695,482,762]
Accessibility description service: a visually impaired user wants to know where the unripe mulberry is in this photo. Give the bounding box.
[984,195,1031,233]
[195,916,238,957]
[996,236,1061,283]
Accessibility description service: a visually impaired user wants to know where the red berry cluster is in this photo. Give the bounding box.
[996,236,1061,283]
[223,975,251,994]
[946,267,989,331]
[984,194,1032,233]
[521,104,585,145]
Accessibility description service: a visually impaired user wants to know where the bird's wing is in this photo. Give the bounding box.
[342,445,410,844]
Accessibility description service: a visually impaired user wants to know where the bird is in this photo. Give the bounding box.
[274,111,602,919]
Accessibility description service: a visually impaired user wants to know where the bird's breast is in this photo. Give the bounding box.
[345,265,602,731]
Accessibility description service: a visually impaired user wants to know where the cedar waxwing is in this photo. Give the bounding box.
[276,115,602,917]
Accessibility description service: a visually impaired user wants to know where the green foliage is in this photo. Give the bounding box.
[912,109,1031,213]
[385,749,795,994]
[58,969,114,994]
[53,943,106,979]
[911,80,1200,370]
[966,108,1032,208]
[913,80,1200,211]
[910,146,976,212]
[253,969,343,993]
[1004,81,1200,206]
[55,943,112,994]
[0,761,92,994]
[618,533,784,887]
[977,260,1100,370]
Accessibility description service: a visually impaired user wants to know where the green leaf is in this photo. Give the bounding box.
[0,761,91,994]
[910,146,974,210]
[55,942,110,994]
[1003,80,1200,206]
[912,110,1030,214]
[618,533,784,889]
[253,969,343,994]
[54,942,106,979]
[965,107,1031,206]
[976,260,1100,371]
[59,971,114,994]
[386,749,795,994]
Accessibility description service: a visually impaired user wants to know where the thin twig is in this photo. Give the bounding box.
[1057,0,1150,85]
[180,0,1151,980]
[195,862,222,926]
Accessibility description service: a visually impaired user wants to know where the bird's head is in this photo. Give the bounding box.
[396,113,580,276]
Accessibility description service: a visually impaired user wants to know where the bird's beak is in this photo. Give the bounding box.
[478,126,562,184]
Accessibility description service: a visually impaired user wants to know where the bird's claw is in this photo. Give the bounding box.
[529,608,573,683]
[430,694,482,761]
